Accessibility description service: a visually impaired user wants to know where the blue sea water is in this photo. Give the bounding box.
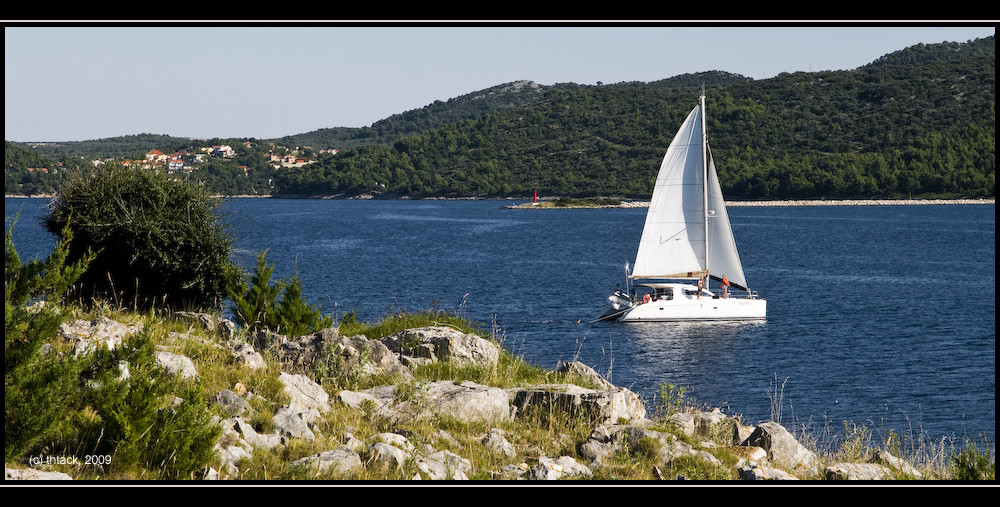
[6,197,995,449]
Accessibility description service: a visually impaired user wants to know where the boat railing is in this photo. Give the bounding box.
[719,289,760,300]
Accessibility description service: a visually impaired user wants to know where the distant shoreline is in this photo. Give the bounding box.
[7,194,994,208]
[501,198,995,209]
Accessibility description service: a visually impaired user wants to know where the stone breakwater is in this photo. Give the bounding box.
[726,198,994,207]
[4,313,932,481]
[504,198,994,209]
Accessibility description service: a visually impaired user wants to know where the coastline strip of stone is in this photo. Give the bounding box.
[728,198,994,207]
[503,198,994,209]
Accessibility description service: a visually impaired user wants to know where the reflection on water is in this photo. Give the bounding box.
[627,320,766,341]
[587,320,768,406]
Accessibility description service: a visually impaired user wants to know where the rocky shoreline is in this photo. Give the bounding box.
[9,193,993,207]
[5,313,937,482]
[729,198,994,207]
[502,198,995,209]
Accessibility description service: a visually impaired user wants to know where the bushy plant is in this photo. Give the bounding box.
[654,382,686,418]
[229,250,283,333]
[4,215,93,461]
[275,273,333,338]
[230,250,332,339]
[78,330,220,479]
[8,203,221,477]
[43,165,240,311]
[950,439,995,481]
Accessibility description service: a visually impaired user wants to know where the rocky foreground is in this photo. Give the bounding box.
[6,313,927,482]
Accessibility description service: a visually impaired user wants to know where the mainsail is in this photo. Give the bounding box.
[630,97,749,291]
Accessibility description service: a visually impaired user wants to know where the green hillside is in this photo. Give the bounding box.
[6,36,994,200]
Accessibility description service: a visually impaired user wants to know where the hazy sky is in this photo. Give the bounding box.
[5,22,995,142]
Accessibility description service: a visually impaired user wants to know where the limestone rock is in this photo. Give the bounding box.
[271,328,410,379]
[742,421,819,477]
[231,417,285,451]
[231,342,266,370]
[273,399,322,441]
[492,464,529,480]
[871,449,922,478]
[482,428,517,458]
[510,384,646,424]
[382,326,500,366]
[529,456,592,480]
[155,351,197,380]
[340,380,511,425]
[337,389,383,411]
[731,445,768,467]
[291,448,363,477]
[666,412,695,435]
[422,381,511,424]
[171,311,216,332]
[212,389,254,417]
[416,449,473,480]
[5,468,73,480]
[824,462,891,480]
[737,464,799,480]
[556,360,615,390]
[61,317,141,356]
[279,372,331,413]
[370,432,416,453]
[369,441,409,471]
[215,442,252,478]
[578,423,719,468]
[693,407,728,436]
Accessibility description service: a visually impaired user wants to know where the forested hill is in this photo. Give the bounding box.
[270,37,994,200]
[273,80,555,150]
[6,36,994,200]
[274,71,752,152]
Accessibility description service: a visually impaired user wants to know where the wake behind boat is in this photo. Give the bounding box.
[597,92,766,322]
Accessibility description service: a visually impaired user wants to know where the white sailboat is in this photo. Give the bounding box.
[597,93,766,322]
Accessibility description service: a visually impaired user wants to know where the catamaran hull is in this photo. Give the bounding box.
[593,291,635,322]
[617,297,766,322]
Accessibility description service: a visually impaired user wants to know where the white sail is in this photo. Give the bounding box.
[631,97,750,291]
[706,144,749,290]
[631,104,708,281]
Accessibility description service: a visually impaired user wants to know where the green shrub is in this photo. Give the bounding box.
[230,250,332,339]
[4,215,92,461]
[950,439,996,481]
[275,273,333,338]
[229,250,283,334]
[43,165,240,311]
[654,382,686,418]
[79,331,220,479]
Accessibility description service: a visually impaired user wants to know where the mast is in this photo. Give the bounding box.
[700,90,709,291]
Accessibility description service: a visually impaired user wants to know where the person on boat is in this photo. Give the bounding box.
[697,278,704,299]
[721,275,730,298]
